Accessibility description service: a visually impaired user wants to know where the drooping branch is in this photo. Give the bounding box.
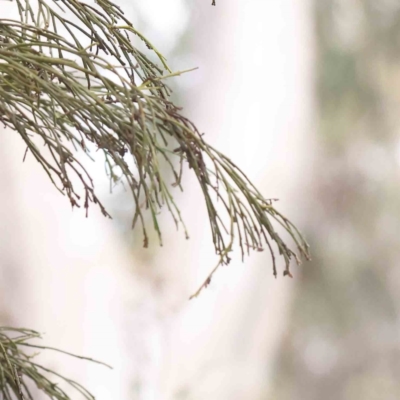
[0,0,310,300]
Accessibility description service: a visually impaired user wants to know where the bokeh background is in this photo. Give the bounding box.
[1,0,400,399]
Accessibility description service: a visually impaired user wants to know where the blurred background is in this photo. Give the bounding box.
[1,0,400,399]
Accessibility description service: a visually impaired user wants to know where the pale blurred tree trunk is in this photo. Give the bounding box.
[137,1,315,399]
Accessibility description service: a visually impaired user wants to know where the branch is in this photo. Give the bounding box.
[0,0,310,299]
[0,327,107,399]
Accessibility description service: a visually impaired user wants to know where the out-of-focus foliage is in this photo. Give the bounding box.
[271,1,400,399]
